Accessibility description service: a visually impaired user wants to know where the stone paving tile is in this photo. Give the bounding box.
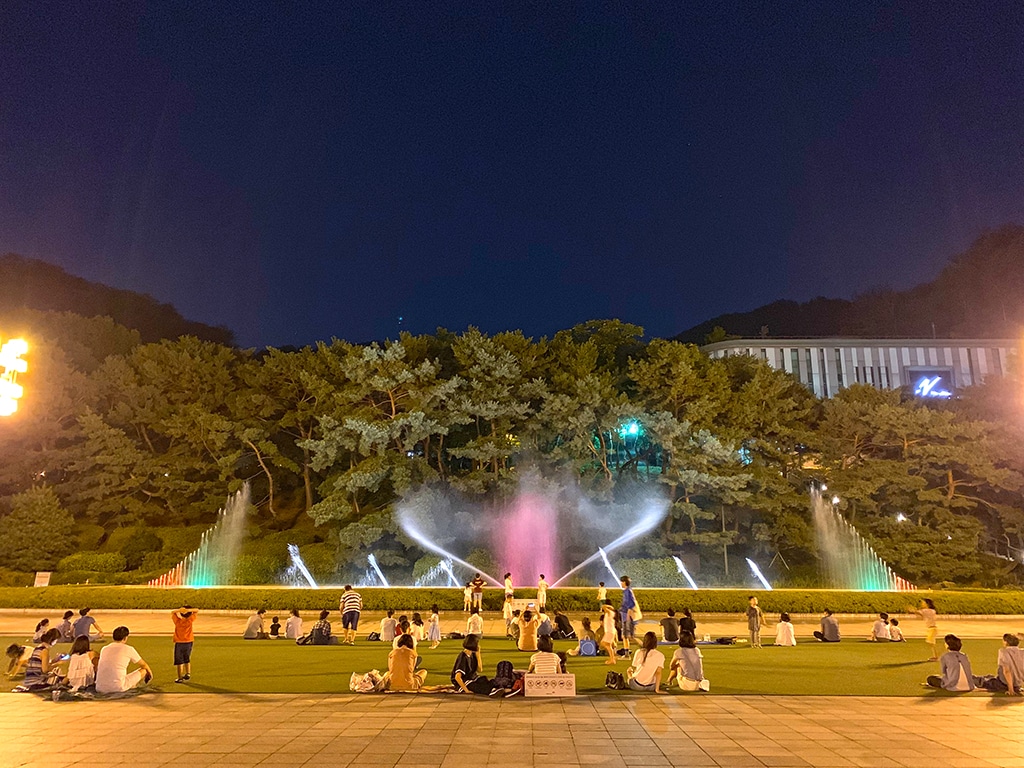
[1,694,1024,768]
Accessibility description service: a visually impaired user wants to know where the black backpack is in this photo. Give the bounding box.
[493,660,514,690]
[604,670,627,690]
[367,631,381,642]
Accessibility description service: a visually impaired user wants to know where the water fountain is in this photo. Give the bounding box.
[414,558,458,587]
[811,487,915,591]
[397,473,669,589]
[746,557,773,590]
[149,484,251,587]
[283,544,319,588]
[367,553,390,587]
[672,556,699,589]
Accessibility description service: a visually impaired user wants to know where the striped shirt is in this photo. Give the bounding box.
[529,651,562,675]
[24,644,47,685]
[340,591,362,614]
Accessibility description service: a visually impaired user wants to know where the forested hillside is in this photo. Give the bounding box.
[0,254,234,345]
[677,225,1024,343]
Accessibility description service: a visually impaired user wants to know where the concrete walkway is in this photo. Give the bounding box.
[1,692,1023,768]
[4,609,1022,640]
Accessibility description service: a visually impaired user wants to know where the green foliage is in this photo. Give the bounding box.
[119,528,163,570]
[0,586,1022,615]
[0,487,76,571]
[615,557,686,588]
[56,552,127,573]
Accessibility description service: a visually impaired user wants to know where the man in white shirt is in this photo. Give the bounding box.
[96,626,152,694]
[467,607,484,637]
[997,633,1024,695]
[870,613,890,641]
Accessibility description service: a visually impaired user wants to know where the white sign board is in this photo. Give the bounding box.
[34,572,51,587]
[524,674,576,697]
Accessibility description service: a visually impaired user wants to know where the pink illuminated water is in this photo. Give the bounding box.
[494,492,560,585]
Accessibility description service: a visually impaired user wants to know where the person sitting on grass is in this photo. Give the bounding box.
[411,612,427,641]
[5,644,32,678]
[65,635,97,691]
[508,610,522,643]
[285,609,303,640]
[813,609,841,642]
[269,616,281,638]
[32,619,50,643]
[774,612,796,647]
[626,631,666,693]
[392,620,417,650]
[72,608,104,642]
[310,610,339,645]
[888,618,905,642]
[468,606,483,638]
[660,608,680,643]
[552,610,576,640]
[451,634,490,694]
[56,611,75,642]
[568,617,597,656]
[528,635,563,675]
[22,628,61,690]
[870,613,891,641]
[387,633,427,692]
[669,631,705,691]
[380,609,398,642]
[516,610,540,652]
[599,601,618,664]
[925,634,975,692]
[994,633,1024,695]
[244,608,269,640]
[679,607,697,638]
[96,626,153,694]
[537,610,553,638]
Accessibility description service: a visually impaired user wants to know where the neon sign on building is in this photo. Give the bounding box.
[912,371,953,399]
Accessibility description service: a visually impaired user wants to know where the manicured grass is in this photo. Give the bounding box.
[6,635,1008,697]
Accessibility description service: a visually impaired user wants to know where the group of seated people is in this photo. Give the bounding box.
[243,608,304,640]
[925,633,1024,694]
[7,625,152,695]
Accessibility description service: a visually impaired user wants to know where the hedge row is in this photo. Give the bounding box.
[1,586,1023,614]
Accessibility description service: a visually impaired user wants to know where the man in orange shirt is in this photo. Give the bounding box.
[171,606,198,683]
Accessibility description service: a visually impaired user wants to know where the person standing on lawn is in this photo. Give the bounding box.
[471,574,486,611]
[619,576,637,649]
[537,575,549,611]
[916,599,939,660]
[746,596,765,648]
[171,606,198,683]
[504,572,514,599]
[599,601,618,664]
[340,585,362,645]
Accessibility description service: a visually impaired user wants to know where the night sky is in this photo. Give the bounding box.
[2,2,1023,348]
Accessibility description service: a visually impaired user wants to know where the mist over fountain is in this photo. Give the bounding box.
[396,470,669,587]
[150,483,251,587]
[811,487,914,591]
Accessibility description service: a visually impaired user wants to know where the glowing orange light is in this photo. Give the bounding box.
[0,338,28,416]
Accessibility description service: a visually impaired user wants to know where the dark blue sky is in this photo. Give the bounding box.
[2,2,1023,347]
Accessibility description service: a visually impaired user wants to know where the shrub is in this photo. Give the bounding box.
[616,558,686,588]
[0,586,1021,614]
[57,552,127,573]
[0,487,76,571]
[231,555,285,585]
[120,529,163,570]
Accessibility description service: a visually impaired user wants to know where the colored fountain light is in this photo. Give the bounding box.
[149,484,251,587]
[811,487,915,591]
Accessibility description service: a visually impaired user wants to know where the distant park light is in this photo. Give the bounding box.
[618,420,642,439]
[0,337,28,417]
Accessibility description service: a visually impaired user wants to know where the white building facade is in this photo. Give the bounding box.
[701,338,1017,399]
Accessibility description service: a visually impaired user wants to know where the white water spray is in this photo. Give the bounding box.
[367,553,390,587]
[746,557,772,590]
[400,518,502,586]
[286,544,318,588]
[672,556,699,590]
[598,547,619,584]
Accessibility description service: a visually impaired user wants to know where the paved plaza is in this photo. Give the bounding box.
[2,691,1024,768]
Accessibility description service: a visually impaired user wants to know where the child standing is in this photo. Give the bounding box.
[463,583,472,612]
[537,575,549,611]
[428,604,442,649]
[600,601,617,665]
[596,581,607,604]
[502,595,514,637]
[467,606,483,637]
[746,596,765,648]
[171,606,198,683]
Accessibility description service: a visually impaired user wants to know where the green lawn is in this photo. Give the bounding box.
[6,635,1010,697]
